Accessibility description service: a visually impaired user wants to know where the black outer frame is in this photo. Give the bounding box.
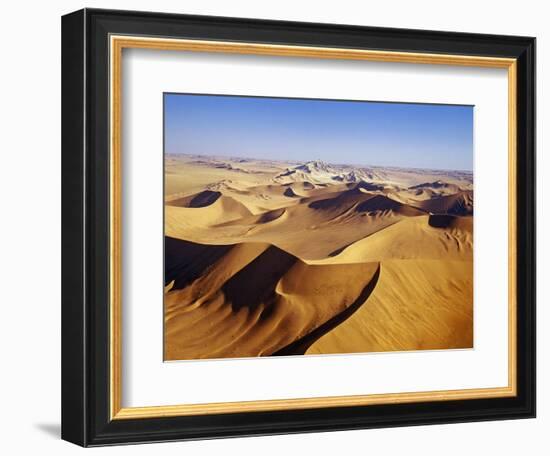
[61,8,536,447]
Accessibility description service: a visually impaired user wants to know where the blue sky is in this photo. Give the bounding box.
[164,93,473,171]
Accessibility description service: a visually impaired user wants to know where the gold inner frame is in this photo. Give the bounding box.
[109,35,518,420]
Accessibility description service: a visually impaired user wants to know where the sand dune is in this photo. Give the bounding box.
[307,187,378,210]
[306,259,473,354]
[312,214,472,263]
[165,193,252,229]
[169,187,419,260]
[256,208,288,224]
[164,155,474,360]
[164,238,379,360]
[212,182,310,213]
[283,187,301,197]
[286,181,316,191]
[409,180,462,195]
[415,191,474,215]
[167,190,223,208]
[354,194,425,216]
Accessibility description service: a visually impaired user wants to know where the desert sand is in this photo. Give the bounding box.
[164,154,473,360]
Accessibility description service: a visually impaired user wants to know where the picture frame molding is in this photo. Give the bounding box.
[62,8,536,447]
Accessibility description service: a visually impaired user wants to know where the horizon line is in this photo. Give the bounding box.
[166,152,474,174]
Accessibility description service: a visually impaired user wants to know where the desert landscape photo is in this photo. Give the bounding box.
[163,94,474,361]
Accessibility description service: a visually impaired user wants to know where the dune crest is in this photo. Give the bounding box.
[306,259,473,354]
[167,190,222,208]
[415,191,474,215]
[311,214,472,264]
[164,238,379,360]
[165,194,252,230]
[164,154,474,360]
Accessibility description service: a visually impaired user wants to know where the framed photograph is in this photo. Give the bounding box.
[61,8,536,446]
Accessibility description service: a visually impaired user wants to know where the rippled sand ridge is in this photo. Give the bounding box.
[164,155,473,360]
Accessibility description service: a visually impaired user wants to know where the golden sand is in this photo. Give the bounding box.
[163,155,474,360]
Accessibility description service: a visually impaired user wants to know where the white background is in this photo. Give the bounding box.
[123,50,509,407]
[0,0,546,454]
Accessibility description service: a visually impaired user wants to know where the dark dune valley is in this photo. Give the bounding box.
[164,154,473,360]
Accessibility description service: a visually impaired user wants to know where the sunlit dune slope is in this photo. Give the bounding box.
[414,190,474,215]
[165,193,252,228]
[167,190,224,208]
[166,187,427,260]
[311,214,472,263]
[163,156,474,359]
[164,238,380,360]
[306,259,473,354]
[409,180,462,195]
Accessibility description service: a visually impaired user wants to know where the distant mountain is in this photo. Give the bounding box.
[274,160,385,185]
[293,160,337,174]
[332,169,378,183]
[277,160,336,177]
[274,160,337,184]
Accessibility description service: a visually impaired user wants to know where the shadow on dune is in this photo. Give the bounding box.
[257,208,286,224]
[165,236,233,290]
[416,191,473,216]
[428,214,458,228]
[273,263,381,356]
[326,218,402,257]
[307,188,372,211]
[283,187,299,197]
[355,181,385,192]
[308,190,424,217]
[356,195,415,214]
[168,190,222,208]
[428,213,473,232]
[189,190,222,207]
[222,246,297,312]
